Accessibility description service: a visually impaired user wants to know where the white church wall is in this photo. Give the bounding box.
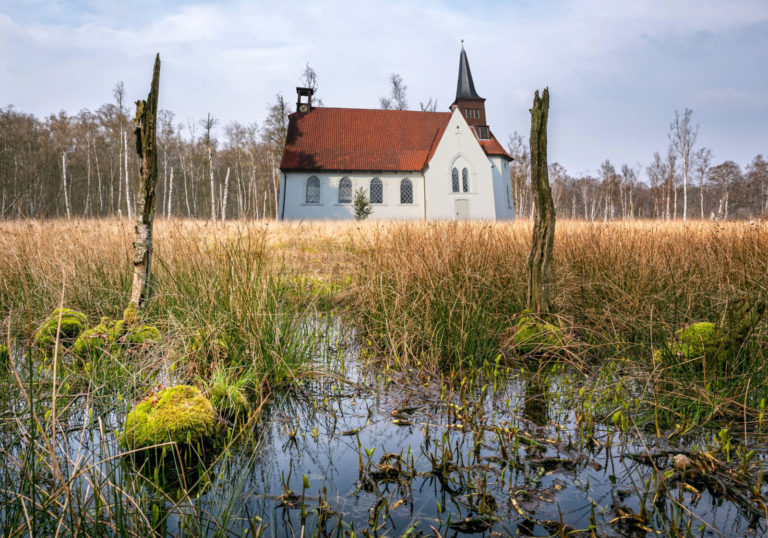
[423,109,498,220]
[281,171,425,220]
[489,156,515,220]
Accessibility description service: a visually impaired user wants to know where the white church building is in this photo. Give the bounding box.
[279,46,515,220]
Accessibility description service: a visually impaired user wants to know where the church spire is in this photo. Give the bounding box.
[455,42,482,101]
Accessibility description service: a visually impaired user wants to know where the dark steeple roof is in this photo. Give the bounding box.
[455,42,482,101]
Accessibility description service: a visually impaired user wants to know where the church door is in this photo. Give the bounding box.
[454,199,469,220]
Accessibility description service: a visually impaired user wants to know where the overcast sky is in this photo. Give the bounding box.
[1,0,767,177]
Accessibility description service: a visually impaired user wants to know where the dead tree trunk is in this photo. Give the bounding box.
[124,131,133,220]
[526,88,555,316]
[129,54,161,310]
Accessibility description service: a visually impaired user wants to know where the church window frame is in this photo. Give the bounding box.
[451,168,460,193]
[462,168,469,192]
[400,178,413,204]
[370,177,383,204]
[305,176,320,204]
[338,177,352,204]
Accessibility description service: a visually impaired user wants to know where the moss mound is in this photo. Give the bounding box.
[504,310,564,355]
[72,318,125,357]
[672,322,718,358]
[73,318,160,358]
[33,308,87,348]
[121,385,215,448]
[125,324,161,345]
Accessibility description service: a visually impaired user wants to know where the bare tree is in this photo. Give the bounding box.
[262,94,290,217]
[200,112,218,223]
[507,132,531,218]
[300,63,324,106]
[621,164,639,220]
[113,81,132,219]
[746,154,768,216]
[664,147,678,220]
[693,147,712,219]
[379,73,408,110]
[647,152,665,220]
[709,161,742,220]
[669,109,698,222]
[419,98,439,112]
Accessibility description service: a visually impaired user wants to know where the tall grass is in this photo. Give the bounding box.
[0,217,767,533]
[346,220,768,418]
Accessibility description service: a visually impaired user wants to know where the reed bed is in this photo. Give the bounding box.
[0,217,767,534]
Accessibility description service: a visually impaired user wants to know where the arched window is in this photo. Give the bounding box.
[451,168,460,192]
[338,177,352,204]
[370,177,383,204]
[305,176,320,203]
[400,178,413,204]
[462,168,469,192]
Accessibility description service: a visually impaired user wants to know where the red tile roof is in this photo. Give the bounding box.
[280,107,511,171]
[479,132,512,160]
[281,108,450,172]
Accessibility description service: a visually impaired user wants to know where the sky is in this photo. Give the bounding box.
[1,0,767,177]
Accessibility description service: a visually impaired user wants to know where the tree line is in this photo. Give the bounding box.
[1,71,766,221]
[509,109,768,221]
[0,74,300,220]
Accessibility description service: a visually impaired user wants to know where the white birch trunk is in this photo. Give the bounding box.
[117,130,123,217]
[84,135,91,217]
[95,138,103,215]
[167,166,174,218]
[162,151,168,217]
[62,151,71,219]
[221,167,230,221]
[208,145,216,224]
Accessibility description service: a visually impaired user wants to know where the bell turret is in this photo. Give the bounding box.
[451,43,490,140]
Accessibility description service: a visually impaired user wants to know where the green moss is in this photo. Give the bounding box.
[0,344,8,365]
[33,308,87,349]
[508,310,564,355]
[125,325,161,345]
[72,318,125,357]
[121,385,215,448]
[674,322,718,358]
[72,319,160,358]
[123,304,138,325]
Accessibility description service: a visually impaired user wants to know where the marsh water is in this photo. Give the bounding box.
[5,317,768,537]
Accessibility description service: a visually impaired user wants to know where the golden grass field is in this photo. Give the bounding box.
[2,217,766,332]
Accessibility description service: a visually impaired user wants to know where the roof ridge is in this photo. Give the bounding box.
[292,106,451,115]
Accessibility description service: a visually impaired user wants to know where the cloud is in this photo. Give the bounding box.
[1,0,767,173]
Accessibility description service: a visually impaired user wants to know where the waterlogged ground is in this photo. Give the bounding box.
[4,318,768,537]
[167,321,768,537]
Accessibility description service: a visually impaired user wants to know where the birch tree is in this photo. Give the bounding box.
[669,108,698,222]
[379,73,408,110]
[694,147,712,219]
[200,112,218,223]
